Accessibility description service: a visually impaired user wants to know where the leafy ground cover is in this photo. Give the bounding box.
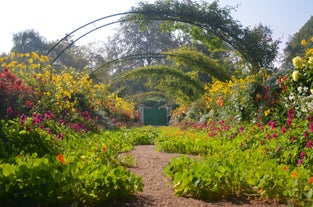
[0,120,159,206]
[156,119,313,206]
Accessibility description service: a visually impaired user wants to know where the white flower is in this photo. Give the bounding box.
[297,86,303,93]
[303,86,309,92]
[288,93,295,101]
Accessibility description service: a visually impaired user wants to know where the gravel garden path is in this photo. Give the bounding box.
[109,145,287,207]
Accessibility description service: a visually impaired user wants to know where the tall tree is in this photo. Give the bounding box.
[11,29,47,54]
[126,0,280,73]
[283,16,313,70]
[99,20,183,74]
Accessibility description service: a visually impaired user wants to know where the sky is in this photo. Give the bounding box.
[1,0,312,56]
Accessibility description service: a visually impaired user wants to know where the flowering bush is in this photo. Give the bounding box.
[279,37,313,120]
[0,52,140,128]
[0,68,36,119]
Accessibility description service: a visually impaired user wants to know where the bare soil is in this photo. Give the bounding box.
[108,145,287,207]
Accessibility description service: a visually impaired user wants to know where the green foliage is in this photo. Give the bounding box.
[111,65,205,104]
[283,16,313,69]
[165,48,231,81]
[159,123,313,205]
[128,0,279,72]
[0,124,155,206]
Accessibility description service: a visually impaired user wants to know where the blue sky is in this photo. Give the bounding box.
[1,0,312,56]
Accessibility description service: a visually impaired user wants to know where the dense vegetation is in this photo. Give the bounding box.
[1,0,313,206]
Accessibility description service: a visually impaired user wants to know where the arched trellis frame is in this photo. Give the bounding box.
[46,1,279,72]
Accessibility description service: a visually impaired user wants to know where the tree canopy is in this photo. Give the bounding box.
[283,16,313,70]
[126,0,280,73]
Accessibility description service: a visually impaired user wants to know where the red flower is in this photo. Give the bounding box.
[26,100,34,108]
[3,68,9,73]
[308,176,313,185]
[15,79,22,86]
[57,154,66,164]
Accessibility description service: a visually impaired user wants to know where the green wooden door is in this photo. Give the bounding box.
[144,107,168,126]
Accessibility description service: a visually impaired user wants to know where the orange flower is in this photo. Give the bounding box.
[291,171,298,178]
[308,176,313,185]
[57,154,66,165]
[282,166,288,172]
[102,146,107,152]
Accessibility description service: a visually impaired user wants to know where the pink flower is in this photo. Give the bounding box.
[300,151,306,159]
[275,146,281,152]
[304,131,309,138]
[287,118,292,126]
[291,136,296,142]
[310,122,313,133]
[272,132,278,139]
[57,133,63,140]
[44,111,55,120]
[288,108,295,119]
[6,107,13,115]
[298,159,303,165]
[20,114,27,126]
[307,139,312,149]
[268,121,275,130]
[281,126,286,134]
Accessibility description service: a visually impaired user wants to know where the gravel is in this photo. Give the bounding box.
[108,145,287,207]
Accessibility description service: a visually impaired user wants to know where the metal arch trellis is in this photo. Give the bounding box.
[47,10,214,66]
[46,11,142,65]
[46,4,272,71]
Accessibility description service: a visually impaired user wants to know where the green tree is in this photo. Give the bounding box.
[283,16,313,70]
[11,29,47,54]
[127,0,280,73]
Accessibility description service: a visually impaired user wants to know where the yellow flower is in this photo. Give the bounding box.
[292,70,300,81]
[308,56,313,65]
[264,109,271,117]
[292,56,303,69]
[311,37,313,42]
[10,52,15,59]
[301,39,307,46]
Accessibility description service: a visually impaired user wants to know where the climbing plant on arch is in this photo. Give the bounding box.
[125,0,280,73]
